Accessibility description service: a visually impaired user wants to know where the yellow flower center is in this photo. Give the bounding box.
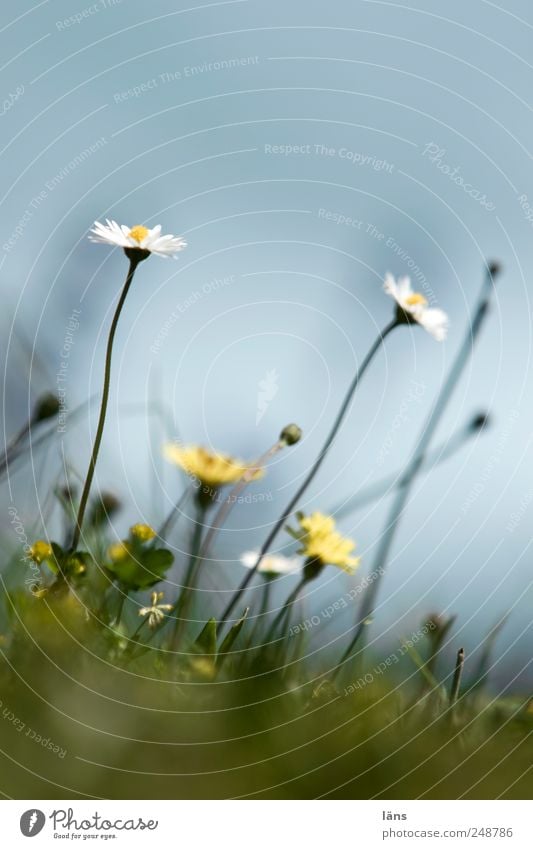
[129,225,149,243]
[405,292,427,307]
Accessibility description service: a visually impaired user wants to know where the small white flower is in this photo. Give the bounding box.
[138,591,173,629]
[240,550,300,577]
[384,273,448,341]
[90,219,186,258]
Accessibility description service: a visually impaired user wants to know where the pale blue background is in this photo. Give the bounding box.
[2,0,533,686]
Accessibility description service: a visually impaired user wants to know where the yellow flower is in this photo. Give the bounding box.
[291,511,360,574]
[130,523,156,542]
[299,513,336,538]
[108,541,131,562]
[162,443,263,488]
[29,540,53,564]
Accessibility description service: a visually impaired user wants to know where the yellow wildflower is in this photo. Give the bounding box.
[130,523,156,542]
[29,540,53,564]
[291,511,360,574]
[163,444,263,488]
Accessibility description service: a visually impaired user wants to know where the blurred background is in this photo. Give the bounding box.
[1,0,533,688]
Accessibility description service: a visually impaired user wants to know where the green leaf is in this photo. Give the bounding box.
[403,641,444,695]
[218,608,249,659]
[107,547,174,590]
[142,548,174,576]
[194,617,217,656]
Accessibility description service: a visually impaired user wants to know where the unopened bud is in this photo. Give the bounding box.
[488,260,502,278]
[33,393,60,423]
[280,423,302,446]
[130,523,156,542]
[88,492,121,527]
[470,411,491,432]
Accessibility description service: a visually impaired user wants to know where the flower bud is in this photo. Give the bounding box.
[279,423,302,446]
[130,523,156,542]
[108,541,130,562]
[33,393,60,423]
[488,260,502,278]
[470,412,491,432]
[88,492,121,528]
[29,540,53,563]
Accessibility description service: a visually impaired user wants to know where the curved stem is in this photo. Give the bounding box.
[264,576,307,645]
[219,319,398,626]
[198,439,283,562]
[111,588,127,628]
[0,420,31,476]
[157,487,191,540]
[71,257,140,551]
[169,501,206,650]
[330,423,476,521]
[334,265,498,676]
[123,611,149,657]
[249,577,273,643]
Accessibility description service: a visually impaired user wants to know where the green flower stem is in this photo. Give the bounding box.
[0,396,98,483]
[450,647,465,706]
[71,255,143,552]
[157,487,191,540]
[334,264,499,677]
[264,575,308,645]
[198,438,284,563]
[0,396,59,476]
[249,577,273,644]
[128,615,148,644]
[111,588,127,628]
[169,501,206,650]
[330,420,483,521]
[0,421,31,476]
[122,613,151,659]
[219,319,399,627]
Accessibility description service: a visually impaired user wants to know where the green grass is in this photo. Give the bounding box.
[1,580,531,800]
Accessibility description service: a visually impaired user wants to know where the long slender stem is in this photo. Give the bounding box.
[71,257,141,551]
[450,647,465,706]
[249,577,273,644]
[157,487,190,540]
[0,393,61,476]
[198,439,283,562]
[330,422,480,521]
[111,589,127,628]
[123,611,149,657]
[169,502,206,649]
[0,421,31,476]
[264,576,307,644]
[334,265,499,676]
[219,319,398,626]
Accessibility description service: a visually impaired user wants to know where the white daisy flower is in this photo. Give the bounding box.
[89,219,186,258]
[384,273,448,341]
[240,550,300,578]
